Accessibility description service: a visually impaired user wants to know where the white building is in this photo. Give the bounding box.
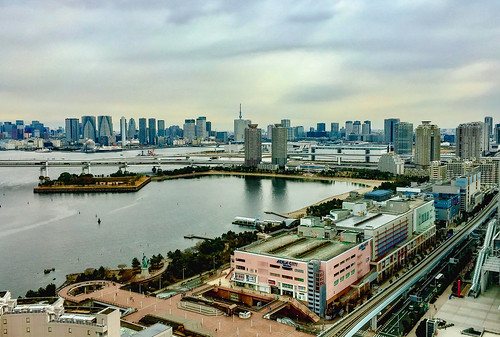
[309,143,388,163]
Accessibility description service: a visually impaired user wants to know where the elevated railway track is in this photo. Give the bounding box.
[319,193,499,337]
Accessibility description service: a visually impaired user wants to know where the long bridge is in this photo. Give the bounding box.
[319,192,499,337]
[0,157,243,176]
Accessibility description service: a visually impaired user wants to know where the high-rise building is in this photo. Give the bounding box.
[317,123,326,132]
[138,118,147,145]
[120,116,127,146]
[281,119,291,128]
[456,122,485,160]
[267,124,273,139]
[65,118,79,143]
[196,116,207,140]
[384,118,400,143]
[98,116,113,139]
[82,116,97,141]
[362,120,371,135]
[272,124,287,169]
[484,116,493,137]
[330,123,339,139]
[415,121,440,169]
[244,124,262,168]
[345,121,353,136]
[183,119,196,141]
[148,118,157,145]
[157,120,165,137]
[281,119,294,140]
[206,121,212,134]
[353,121,361,135]
[234,105,251,142]
[127,118,136,139]
[495,124,500,144]
[394,122,413,155]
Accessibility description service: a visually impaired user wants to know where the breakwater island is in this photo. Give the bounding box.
[34,172,150,193]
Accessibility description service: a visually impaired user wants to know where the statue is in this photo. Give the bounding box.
[142,253,149,269]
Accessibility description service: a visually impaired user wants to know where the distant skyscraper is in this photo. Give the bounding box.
[272,124,287,169]
[244,124,262,168]
[128,118,136,139]
[157,120,165,137]
[120,116,127,146]
[415,121,440,169]
[456,122,486,159]
[82,116,97,141]
[394,122,413,155]
[345,121,353,136]
[362,120,371,135]
[353,121,361,135]
[234,105,251,142]
[206,121,212,133]
[330,123,339,139]
[183,119,196,141]
[196,116,207,140]
[281,119,291,128]
[317,123,326,132]
[97,116,113,139]
[267,124,273,139]
[148,118,157,145]
[138,118,147,145]
[484,116,493,137]
[495,124,500,144]
[65,118,79,143]
[384,118,400,143]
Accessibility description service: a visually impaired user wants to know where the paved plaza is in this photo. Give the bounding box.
[60,280,312,337]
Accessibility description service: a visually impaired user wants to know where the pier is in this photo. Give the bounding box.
[184,234,214,241]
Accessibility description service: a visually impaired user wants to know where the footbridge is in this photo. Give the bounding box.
[319,193,499,337]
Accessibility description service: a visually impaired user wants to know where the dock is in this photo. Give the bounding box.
[264,211,292,219]
[184,234,214,241]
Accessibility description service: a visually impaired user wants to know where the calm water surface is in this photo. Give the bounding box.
[0,149,360,296]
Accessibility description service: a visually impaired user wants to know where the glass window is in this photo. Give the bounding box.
[340,276,345,282]
[334,280,339,286]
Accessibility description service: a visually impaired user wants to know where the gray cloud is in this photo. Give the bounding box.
[0,1,499,129]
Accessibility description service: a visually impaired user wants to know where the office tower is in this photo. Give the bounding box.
[128,118,136,139]
[148,118,157,145]
[267,124,273,139]
[362,120,371,135]
[234,105,251,143]
[394,122,413,155]
[281,119,291,128]
[196,116,207,139]
[415,121,440,169]
[82,116,97,141]
[65,118,79,143]
[495,124,500,144]
[183,119,196,141]
[97,116,113,139]
[295,126,305,139]
[384,118,400,143]
[317,123,326,132]
[138,118,147,145]
[352,121,361,135]
[330,122,339,139]
[157,120,165,137]
[206,121,212,134]
[272,124,287,169]
[456,122,485,160]
[216,131,228,142]
[244,124,262,168]
[345,121,353,136]
[119,117,127,146]
[485,116,493,137]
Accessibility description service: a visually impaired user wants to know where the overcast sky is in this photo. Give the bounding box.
[1,1,499,130]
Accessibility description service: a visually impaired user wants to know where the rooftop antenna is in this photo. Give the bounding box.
[239,103,242,119]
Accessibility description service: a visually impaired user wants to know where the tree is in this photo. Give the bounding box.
[132,257,140,269]
[415,319,427,337]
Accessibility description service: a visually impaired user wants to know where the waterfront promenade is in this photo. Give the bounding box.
[59,280,311,337]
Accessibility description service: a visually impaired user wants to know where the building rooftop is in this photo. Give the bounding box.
[365,190,392,197]
[335,212,399,231]
[240,232,357,262]
[132,323,171,337]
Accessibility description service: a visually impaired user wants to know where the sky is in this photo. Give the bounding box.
[1,0,499,131]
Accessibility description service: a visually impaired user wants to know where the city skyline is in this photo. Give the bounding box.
[1,2,499,129]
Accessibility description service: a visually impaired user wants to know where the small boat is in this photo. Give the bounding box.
[97,218,101,224]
